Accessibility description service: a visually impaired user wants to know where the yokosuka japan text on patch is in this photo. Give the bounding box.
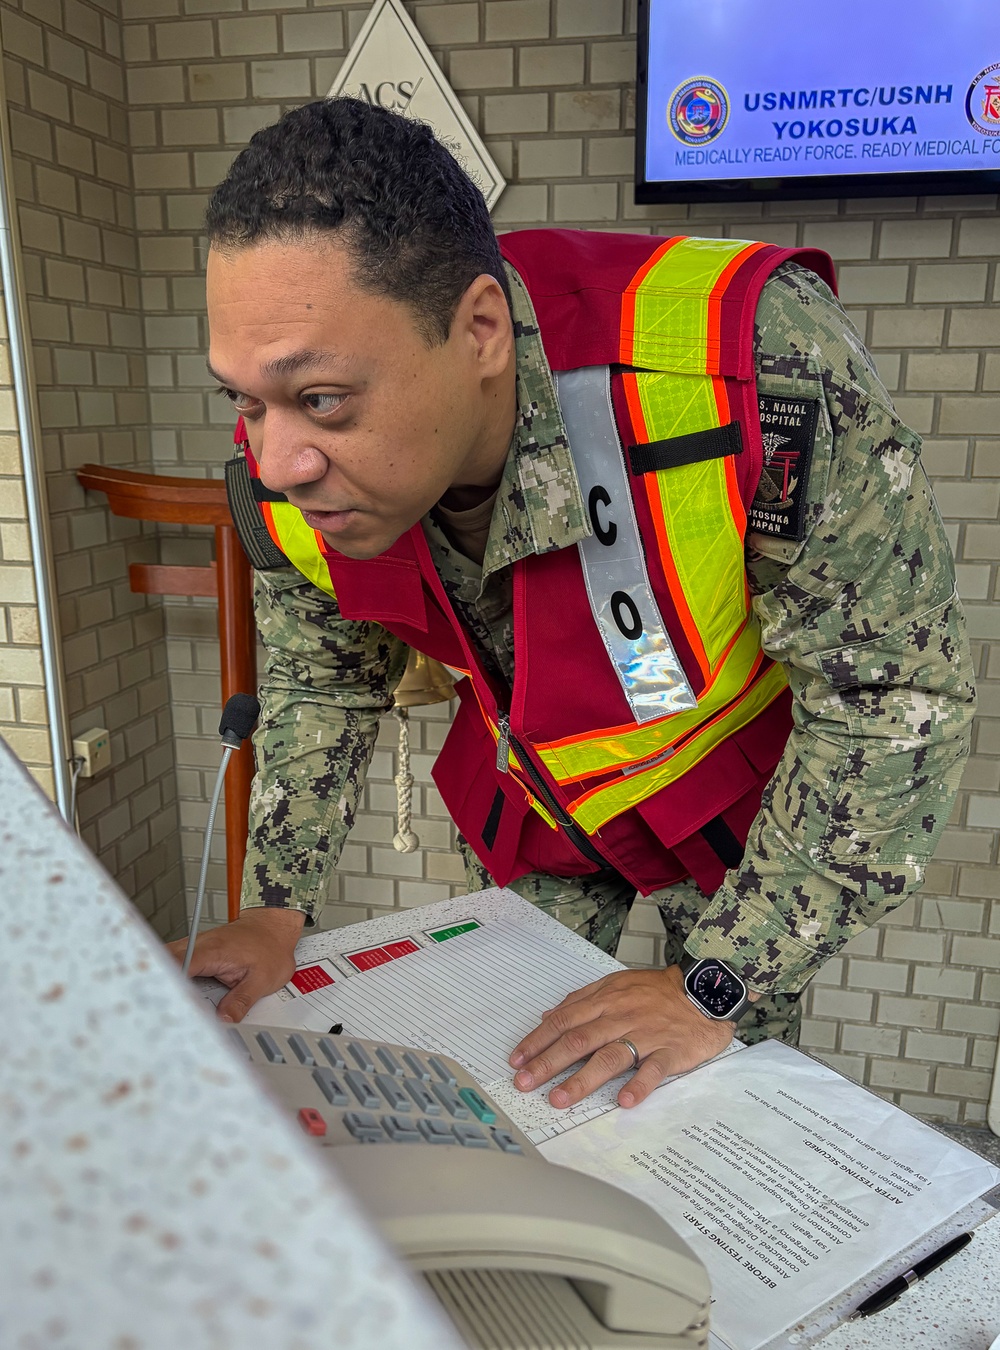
[749,394,820,542]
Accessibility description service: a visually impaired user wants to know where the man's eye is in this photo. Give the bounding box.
[303,393,346,414]
[216,387,261,414]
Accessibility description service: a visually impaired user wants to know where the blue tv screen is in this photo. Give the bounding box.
[636,0,1000,202]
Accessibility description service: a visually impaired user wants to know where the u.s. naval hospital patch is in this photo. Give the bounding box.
[749,394,820,541]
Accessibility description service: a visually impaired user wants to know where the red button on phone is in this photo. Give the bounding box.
[298,1107,326,1137]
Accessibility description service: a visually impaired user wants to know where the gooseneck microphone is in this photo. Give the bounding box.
[219,691,260,748]
[181,693,261,977]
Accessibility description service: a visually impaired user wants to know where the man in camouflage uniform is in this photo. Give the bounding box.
[177,98,974,1113]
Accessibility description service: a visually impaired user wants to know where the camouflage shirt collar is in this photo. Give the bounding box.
[480,262,589,582]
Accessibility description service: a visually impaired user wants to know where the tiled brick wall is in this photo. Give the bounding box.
[0,312,52,795]
[0,0,185,935]
[0,0,994,1123]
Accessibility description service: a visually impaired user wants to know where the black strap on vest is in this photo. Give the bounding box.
[224,454,292,570]
[628,421,743,475]
[699,814,746,870]
[481,788,506,852]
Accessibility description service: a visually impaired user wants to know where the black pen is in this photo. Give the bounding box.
[850,1232,973,1319]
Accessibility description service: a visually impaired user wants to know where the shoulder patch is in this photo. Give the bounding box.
[749,394,821,542]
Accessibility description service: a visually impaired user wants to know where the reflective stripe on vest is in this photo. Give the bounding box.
[534,620,769,784]
[623,236,767,688]
[561,661,786,836]
[555,366,698,724]
[260,497,338,600]
[621,235,769,375]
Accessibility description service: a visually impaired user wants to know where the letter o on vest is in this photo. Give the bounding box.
[611,591,643,641]
[588,485,617,546]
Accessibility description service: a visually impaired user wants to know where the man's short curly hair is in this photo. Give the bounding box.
[205,97,511,344]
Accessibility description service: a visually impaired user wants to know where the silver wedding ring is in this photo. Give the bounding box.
[614,1037,640,1071]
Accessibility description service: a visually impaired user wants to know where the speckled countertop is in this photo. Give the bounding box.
[818,1214,1000,1349]
[0,741,463,1350]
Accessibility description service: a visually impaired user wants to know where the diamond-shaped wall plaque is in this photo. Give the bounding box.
[327,0,506,210]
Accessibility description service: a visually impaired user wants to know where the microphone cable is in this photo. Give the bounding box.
[181,692,260,977]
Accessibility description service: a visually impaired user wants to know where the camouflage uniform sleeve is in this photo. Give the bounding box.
[241,565,408,921]
[684,264,976,994]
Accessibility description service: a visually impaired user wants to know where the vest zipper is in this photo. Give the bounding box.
[496,711,607,868]
[496,711,511,773]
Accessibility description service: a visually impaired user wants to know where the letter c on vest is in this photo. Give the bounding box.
[587,484,617,546]
[610,590,643,641]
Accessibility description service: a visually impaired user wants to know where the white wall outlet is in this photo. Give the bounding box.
[73,727,111,778]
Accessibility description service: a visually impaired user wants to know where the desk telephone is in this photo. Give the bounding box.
[231,1023,710,1350]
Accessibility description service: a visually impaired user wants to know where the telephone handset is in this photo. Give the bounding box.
[233,1025,711,1349]
[342,1146,710,1349]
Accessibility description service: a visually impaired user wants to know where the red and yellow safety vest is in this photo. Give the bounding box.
[229,231,837,897]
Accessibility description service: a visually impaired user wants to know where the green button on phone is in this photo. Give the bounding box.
[457,1087,496,1124]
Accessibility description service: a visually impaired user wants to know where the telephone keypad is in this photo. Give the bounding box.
[231,1025,534,1156]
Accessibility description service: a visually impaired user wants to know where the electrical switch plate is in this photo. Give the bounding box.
[72,727,111,778]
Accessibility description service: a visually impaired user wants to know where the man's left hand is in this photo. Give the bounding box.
[509,965,744,1110]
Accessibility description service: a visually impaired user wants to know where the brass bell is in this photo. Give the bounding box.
[393,648,457,708]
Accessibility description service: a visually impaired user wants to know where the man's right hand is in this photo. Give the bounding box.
[166,906,306,1023]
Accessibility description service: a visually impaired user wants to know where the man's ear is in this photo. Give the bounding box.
[455,273,514,380]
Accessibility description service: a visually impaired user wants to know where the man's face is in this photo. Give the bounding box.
[206,235,512,559]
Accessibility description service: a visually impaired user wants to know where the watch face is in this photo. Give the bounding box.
[687,960,745,1018]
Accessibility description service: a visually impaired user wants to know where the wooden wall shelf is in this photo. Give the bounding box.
[78,463,255,923]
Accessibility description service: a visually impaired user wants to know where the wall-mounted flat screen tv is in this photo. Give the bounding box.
[636,0,1000,202]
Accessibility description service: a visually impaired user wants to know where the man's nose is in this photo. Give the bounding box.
[256,416,328,495]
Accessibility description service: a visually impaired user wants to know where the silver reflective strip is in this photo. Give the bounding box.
[555,367,698,723]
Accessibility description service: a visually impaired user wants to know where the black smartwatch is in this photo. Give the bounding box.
[679,953,753,1023]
